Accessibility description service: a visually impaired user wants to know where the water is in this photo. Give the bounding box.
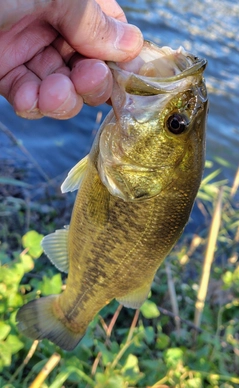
[1,0,239,183]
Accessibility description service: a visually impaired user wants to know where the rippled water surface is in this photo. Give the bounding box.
[1,0,239,181]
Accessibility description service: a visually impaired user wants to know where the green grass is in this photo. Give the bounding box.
[0,160,238,388]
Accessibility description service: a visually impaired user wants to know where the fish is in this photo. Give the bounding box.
[16,41,208,351]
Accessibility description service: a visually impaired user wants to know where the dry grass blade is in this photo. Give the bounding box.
[230,166,239,198]
[106,304,123,337]
[194,187,223,331]
[92,305,123,376]
[0,121,50,182]
[8,340,39,383]
[110,309,140,370]
[165,262,180,334]
[29,352,61,388]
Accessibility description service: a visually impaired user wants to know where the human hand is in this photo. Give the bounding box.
[0,0,143,119]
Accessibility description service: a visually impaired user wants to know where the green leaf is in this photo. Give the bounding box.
[0,263,24,286]
[22,230,44,258]
[140,300,160,319]
[122,354,139,372]
[40,274,62,296]
[0,322,11,341]
[184,377,203,388]
[222,271,233,288]
[164,347,184,368]
[8,292,24,308]
[0,341,12,368]
[95,373,126,388]
[20,253,34,272]
[97,342,114,365]
[6,334,24,354]
[48,370,71,388]
[144,326,155,344]
[156,333,170,350]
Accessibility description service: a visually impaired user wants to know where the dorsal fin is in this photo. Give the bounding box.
[41,227,69,273]
[61,155,88,193]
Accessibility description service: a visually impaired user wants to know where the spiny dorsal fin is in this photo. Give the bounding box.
[116,282,152,309]
[61,155,88,193]
[41,227,69,273]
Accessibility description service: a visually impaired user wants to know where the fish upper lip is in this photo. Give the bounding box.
[109,57,207,82]
[108,41,207,99]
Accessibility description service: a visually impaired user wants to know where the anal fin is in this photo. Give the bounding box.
[41,227,69,273]
[116,282,152,309]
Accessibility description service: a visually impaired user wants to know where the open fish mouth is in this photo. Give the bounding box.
[98,40,208,202]
[108,41,207,97]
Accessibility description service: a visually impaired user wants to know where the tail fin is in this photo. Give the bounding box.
[16,296,84,351]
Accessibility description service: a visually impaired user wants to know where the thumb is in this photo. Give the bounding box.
[55,0,143,62]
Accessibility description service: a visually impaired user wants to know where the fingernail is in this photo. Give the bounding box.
[15,99,41,118]
[84,63,109,94]
[115,22,143,53]
[54,91,77,114]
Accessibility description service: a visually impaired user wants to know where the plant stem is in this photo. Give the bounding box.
[8,340,39,384]
[29,353,61,388]
[194,187,223,331]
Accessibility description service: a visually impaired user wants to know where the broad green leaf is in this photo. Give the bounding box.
[40,274,62,296]
[122,354,139,372]
[20,253,34,272]
[222,271,233,288]
[7,292,23,308]
[0,341,12,367]
[95,373,126,388]
[164,347,184,368]
[0,322,11,341]
[184,377,203,388]
[22,230,43,258]
[156,333,170,350]
[0,263,24,286]
[6,334,24,354]
[140,300,160,319]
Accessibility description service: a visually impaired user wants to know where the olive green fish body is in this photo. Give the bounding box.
[17,41,208,350]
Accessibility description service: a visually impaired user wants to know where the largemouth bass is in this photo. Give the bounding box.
[17,41,208,351]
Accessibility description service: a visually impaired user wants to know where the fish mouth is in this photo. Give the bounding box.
[108,41,207,96]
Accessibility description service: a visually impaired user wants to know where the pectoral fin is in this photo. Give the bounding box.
[116,282,152,309]
[41,227,69,273]
[61,155,88,193]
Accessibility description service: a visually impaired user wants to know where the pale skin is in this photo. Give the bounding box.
[0,0,143,119]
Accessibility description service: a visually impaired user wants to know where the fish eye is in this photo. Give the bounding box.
[166,113,188,135]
